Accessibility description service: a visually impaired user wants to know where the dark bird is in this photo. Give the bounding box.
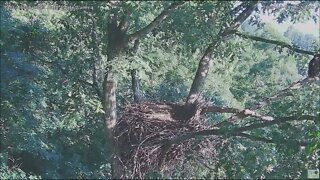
[308,54,320,78]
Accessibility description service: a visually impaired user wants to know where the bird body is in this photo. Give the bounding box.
[308,54,320,78]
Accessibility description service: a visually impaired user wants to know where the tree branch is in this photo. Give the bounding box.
[237,133,310,146]
[235,115,316,132]
[219,1,258,36]
[226,77,317,122]
[128,2,185,42]
[186,2,258,104]
[155,115,316,146]
[130,40,142,102]
[233,31,317,56]
[252,78,316,110]
[203,103,275,122]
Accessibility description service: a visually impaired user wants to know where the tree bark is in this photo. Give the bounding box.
[102,15,129,179]
[186,42,220,104]
[131,69,141,102]
[130,40,141,103]
[186,2,258,104]
[102,79,124,178]
[101,3,186,177]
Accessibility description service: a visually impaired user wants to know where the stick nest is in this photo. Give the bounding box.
[114,101,220,178]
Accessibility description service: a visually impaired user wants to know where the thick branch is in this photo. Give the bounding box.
[203,103,276,124]
[234,31,317,56]
[221,1,258,35]
[238,133,274,143]
[203,103,274,121]
[186,42,219,104]
[130,40,141,102]
[159,115,316,146]
[128,2,185,42]
[186,2,258,104]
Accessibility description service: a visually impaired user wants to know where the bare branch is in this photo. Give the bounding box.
[228,2,258,30]
[203,103,275,122]
[233,31,317,56]
[128,2,185,42]
[252,78,315,110]
[227,77,317,122]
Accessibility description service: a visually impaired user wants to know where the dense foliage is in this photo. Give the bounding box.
[1,1,319,179]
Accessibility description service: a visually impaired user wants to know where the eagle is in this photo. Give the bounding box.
[308,54,320,78]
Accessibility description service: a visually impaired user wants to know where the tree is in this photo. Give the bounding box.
[1,1,319,179]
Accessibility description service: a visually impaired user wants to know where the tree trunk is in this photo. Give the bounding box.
[131,69,141,102]
[102,79,124,178]
[100,3,186,177]
[186,41,220,104]
[186,2,258,105]
[102,18,129,179]
[131,40,141,103]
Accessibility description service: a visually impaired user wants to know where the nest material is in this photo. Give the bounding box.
[114,101,219,178]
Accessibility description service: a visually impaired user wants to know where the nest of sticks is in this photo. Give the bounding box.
[114,101,221,178]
